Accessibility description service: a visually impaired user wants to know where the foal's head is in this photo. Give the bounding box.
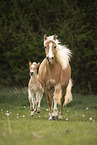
[44,34,57,64]
[29,62,40,73]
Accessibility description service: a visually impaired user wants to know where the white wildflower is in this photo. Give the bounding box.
[1,109,3,111]
[66,118,68,121]
[89,117,92,120]
[6,113,10,116]
[46,109,49,111]
[24,106,26,108]
[86,107,88,110]
[23,115,25,117]
[82,115,85,117]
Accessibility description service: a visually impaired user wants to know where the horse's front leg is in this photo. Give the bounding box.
[53,84,62,120]
[44,87,53,120]
[52,99,58,120]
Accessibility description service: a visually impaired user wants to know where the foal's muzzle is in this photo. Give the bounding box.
[30,72,34,76]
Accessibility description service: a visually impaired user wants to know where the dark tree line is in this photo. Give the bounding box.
[0,0,97,94]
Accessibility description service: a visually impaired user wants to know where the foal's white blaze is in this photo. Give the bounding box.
[30,63,36,72]
[47,42,54,59]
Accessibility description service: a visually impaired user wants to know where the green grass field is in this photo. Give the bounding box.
[0,88,97,145]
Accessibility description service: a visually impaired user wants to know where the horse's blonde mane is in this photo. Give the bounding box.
[44,35,72,70]
[56,44,71,69]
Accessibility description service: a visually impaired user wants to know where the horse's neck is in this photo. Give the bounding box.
[47,60,59,72]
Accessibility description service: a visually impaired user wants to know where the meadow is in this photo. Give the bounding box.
[0,88,97,145]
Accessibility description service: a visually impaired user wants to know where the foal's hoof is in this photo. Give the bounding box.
[31,111,34,116]
[52,116,58,120]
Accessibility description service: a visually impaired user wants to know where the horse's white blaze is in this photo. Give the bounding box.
[47,42,54,58]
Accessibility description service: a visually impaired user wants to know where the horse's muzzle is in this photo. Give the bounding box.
[47,57,54,64]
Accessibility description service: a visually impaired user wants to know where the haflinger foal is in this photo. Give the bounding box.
[28,62,43,116]
[38,34,73,120]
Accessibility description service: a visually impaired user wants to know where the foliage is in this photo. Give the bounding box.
[0,0,97,93]
[0,87,97,145]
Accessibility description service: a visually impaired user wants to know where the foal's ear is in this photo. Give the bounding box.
[29,61,31,66]
[53,34,57,40]
[36,62,40,68]
[44,34,47,41]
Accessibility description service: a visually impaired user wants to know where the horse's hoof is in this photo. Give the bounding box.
[52,116,58,120]
[37,111,40,113]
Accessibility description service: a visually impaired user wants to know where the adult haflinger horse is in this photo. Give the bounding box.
[38,34,72,120]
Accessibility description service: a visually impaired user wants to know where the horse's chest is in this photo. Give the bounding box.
[45,69,61,89]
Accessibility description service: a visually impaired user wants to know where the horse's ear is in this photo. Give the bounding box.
[29,61,31,65]
[53,34,57,40]
[44,34,47,41]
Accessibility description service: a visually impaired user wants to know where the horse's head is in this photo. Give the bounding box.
[44,34,57,64]
[29,62,40,73]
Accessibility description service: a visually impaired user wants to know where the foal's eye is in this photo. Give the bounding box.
[54,46,56,49]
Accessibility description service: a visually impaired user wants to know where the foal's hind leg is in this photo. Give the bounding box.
[36,92,41,113]
[28,90,33,111]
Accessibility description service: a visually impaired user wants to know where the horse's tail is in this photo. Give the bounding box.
[64,78,73,106]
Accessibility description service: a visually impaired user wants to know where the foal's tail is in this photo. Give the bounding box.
[64,78,73,106]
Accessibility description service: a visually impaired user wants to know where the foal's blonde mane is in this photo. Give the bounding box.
[44,35,72,70]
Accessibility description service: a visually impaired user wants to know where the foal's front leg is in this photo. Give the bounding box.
[31,95,36,116]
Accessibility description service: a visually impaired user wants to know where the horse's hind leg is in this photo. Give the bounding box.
[47,93,53,120]
[48,99,53,120]
[59,97,65,119]
[59,86,67,119]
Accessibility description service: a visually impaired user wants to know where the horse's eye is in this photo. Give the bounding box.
[44,46,46,49]
[54,46,56,49]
